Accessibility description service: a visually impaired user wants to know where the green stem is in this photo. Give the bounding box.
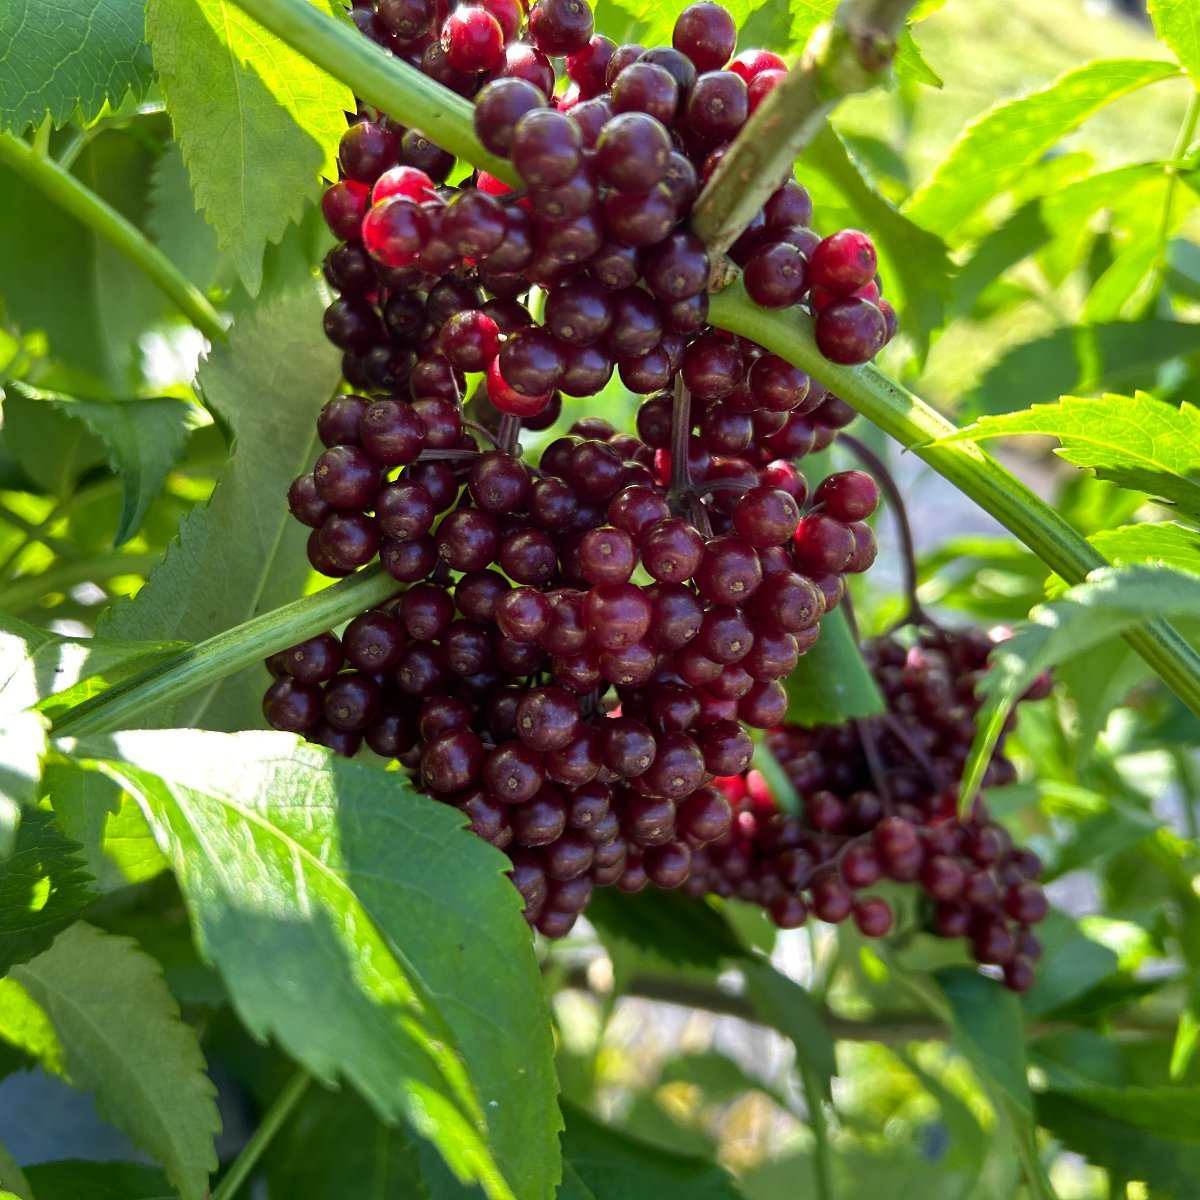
[801,1067,836,1200]
[212,1070,312,1200]
[0,133,226,343]
[227,0,517,185]
[707,284,1200,719]
[1150,91,1200,294]
[53,565,398,738]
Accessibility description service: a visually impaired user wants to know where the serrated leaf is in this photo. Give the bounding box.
[784,606,885,726]
[0,0,153,133]
[1150,0,1200,92]
[894,27,942,88]
[946,393,1200,520]
[588,888,749,969]
[802,127,951,341]
[266,1084,429,1199]
[960,564,1200,805]
[9,922,219,1200]
[741,958,837,1090]
[1036,1085,1200,1197]
[562,1101,745,1200]
[0,808,94,977]
[23,1161,174,1200]
[0,633,48,858]
[0,1141,30,1200]
[97,281,342,730]
[147,142,223,291]
[1047,523,1200,596]
[74,729,559,1200]
[8,382,199,545]
[969,320,1200,414]
[147,0,354,294]
[904,59,1181,240]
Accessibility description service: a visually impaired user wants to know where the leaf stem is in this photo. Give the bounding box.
[1150,91,1200,295]
[0,132,226,344]
[52,565,398,738]
[212,1069,312,1200]
[227,0,517,185]
[706,284,1200,720]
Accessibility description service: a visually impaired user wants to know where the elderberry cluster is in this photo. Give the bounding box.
[687,625,1050,992]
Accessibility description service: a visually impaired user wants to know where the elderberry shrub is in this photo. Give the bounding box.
[263,0,1045,985]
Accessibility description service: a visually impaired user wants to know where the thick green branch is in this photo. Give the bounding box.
[709,285,1200,718]
[0,133,226,344]
[689,0,921,259]
[228,0,517,186]
[53,565,398,738]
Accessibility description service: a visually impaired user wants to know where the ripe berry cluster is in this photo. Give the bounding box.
[688,625,1050,991]
[272,401,878,936]
[323,0,896,413]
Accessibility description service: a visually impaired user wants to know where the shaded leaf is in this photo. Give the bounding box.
[146,142,223,291]
[741,958,837,1090]
[24,1160,174,1200]
[562,1101,746,1200]
[905,59,1181,240]
[8,382,199,545]
[1023,912,1119,1018]
[1150,0,1200,92]
[10,922,219,1200]
[97,281,342,731]
[76,729,559,1200]
[0,0,152,133]
[0,1141,30,1200]
[947,393,1200,521]
[784,606,885,726]
[147,0,354,293]
[588,888,749,969]
[0,808,94,977]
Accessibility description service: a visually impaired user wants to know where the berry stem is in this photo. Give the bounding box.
[53,565,399,738]
[668,374,693,502]
[227,0,517,185]
[0,132,227,344]
[836,432,928,629]
[854,717,894,812]
[706,282,1200,724]
[496,413,522,456]
[689,0,921,262]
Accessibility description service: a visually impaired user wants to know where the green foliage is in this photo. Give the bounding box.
[0,0,152,133]
[1150,0,1200,91]
[0,632,48,857]
[23,1161,174,1200]
[98,281,342,730]
[784,606,885,725]
[0,1141,30,1200]
[147,0,353,294]
[76,729,560,1200]
[7,922,220,1199]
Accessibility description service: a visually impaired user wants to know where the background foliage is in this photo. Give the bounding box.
[0,0,1199,1197]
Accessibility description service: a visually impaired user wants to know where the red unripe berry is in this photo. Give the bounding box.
[809,229,878,297]
[361,196,432,268]
[748,68,786,112]
[441,6,505,72]
[486,357,552,417]
[728,48,787,82]
[372,164,438,205]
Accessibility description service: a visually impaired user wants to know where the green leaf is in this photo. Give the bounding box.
[1023,912,1119,1018]
[0,1141,30,1200]
[24,1161,174,1200]
[1048,522,1200,596]
[1036,1085,1200,1197]
[0,632,49,858]
[9,922,219,1200]
[0,0,153,133]
[960,564,1200,806]
[968,320,1200,414]
[587,888,749,969]
[7,382,199,545]
[1150,0,1200,91]
[946,393,1200,521]
[0,808,94,977]
[741,958,837,1090]
[784,606,885,726]
[894,27,942,89]
[147,142,223,291]
[266,1084,429,1199]
[147,0,354,294]
[562,1101,746,1200]
[97,281,342,730]
[904,59,1181,240]
[76,729,559,1200]
[802,128,951,341]
[951,203,1052,315]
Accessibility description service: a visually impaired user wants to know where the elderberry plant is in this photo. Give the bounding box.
[0,0,1199,1198]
